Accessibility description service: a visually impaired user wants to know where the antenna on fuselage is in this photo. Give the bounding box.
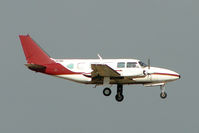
[97,54,103,60]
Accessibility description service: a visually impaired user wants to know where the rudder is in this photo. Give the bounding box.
[19,35,54,65]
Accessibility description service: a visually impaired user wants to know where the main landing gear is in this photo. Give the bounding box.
[103,84,124,102]
[102,84,167,102]
[103,87,111,96]
[115,84,124,102]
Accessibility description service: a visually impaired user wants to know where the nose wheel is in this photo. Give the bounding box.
[160,84,167,99]
[160,92,167,99]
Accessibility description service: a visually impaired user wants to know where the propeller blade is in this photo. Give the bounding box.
[148,59,150,69]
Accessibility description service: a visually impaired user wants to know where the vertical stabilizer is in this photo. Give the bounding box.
[19,35,55,65]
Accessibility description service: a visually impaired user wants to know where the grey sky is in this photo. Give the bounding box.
[0,0,197,132]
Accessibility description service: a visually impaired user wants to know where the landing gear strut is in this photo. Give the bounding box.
[115,84,124,102]
[160,84,167,99]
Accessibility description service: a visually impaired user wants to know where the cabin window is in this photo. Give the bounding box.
[67,63,74,69]
[117,62,125,68]
[127,62,138,68]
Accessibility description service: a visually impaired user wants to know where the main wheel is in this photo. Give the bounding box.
[115,94,124,102]
[103,88,111,96]
[160,92,167,99]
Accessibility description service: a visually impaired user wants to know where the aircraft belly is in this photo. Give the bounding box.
[55,74,92,84]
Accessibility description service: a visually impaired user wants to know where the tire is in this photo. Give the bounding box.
[115,94,124,102]
[160,92,167,99]
[103,88,111,96]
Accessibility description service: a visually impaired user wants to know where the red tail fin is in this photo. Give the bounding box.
[19,35,54,65]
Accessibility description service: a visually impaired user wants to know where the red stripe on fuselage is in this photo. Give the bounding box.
[152,73,180,77]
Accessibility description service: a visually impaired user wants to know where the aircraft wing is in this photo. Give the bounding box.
[91,64,121,77]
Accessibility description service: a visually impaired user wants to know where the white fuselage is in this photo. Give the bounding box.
[53,58,180,85]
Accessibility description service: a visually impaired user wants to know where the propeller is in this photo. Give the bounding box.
[148,59,150,69]
[143,59,151,75]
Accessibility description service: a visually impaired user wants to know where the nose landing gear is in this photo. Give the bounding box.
[160,92,167,99]
[160,84,167,99]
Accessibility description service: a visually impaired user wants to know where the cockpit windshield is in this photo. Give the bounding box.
[138,61,148,67]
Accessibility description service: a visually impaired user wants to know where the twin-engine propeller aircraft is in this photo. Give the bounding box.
[19,35,180,102]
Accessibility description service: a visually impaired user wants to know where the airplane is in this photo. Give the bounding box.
[19,35,181,102]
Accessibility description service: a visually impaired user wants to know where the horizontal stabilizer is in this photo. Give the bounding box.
[25,64,46,72]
